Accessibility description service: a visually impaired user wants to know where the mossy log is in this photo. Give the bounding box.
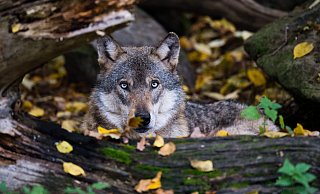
[0,114,319,193]
[244,3,320,103]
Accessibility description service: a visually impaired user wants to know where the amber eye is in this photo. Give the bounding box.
[151,80,159,89]
[120,82,128,90]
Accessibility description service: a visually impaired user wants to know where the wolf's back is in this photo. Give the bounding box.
[185,101,278,135]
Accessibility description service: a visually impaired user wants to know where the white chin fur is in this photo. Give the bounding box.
[97,91,128,130]
[151,90,179,131]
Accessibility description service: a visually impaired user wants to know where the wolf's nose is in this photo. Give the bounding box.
[135,112,150,127]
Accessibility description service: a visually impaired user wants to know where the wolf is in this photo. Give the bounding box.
[81,32,279,138]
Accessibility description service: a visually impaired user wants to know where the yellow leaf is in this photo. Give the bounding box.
[61,120,78,132]
[22,100,33,110]
[97,126,120,134]
[63,162,86,176]
[215,130,229,137]
[11,23,22,33]
[97,126,121,139]
[262,131,288,138]
[56,141,73,154]
[180,36,193,50]
[153,135,165,148]
[247,68,266,87]
[28,107,44,117]
[293,123,314,136]
[128,116,144,128]
[65,102,88,113]
[195,74,212,91]
[158,142,176,156]
[190,160,214,172]
[293,42,314,59]
[135,172,162,193]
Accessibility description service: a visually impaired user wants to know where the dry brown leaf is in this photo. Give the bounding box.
[135,172,162,193]
[63,162,86,176]
[190,127,206,138]
[153,135,165,148]
[158,142,176,156]
[154,188,174,194]
[293,42,314,59]
[137,137,146,151]
[190,159,214,172]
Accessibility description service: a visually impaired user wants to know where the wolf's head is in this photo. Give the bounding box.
[92,32,185,136]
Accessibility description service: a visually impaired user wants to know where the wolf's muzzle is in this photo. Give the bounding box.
[134,112,151,133]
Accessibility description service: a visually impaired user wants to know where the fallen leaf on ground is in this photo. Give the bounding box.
[190,160,214,172]
[135,171,162,193]
[158,142,176,156]
[63,162,86,176]
[215,130,229,137]
[97,126,121,139]
[293,123,317,136]
[11,23,22,33]
[262,131,288,138]
[61,120,78,132]
[22,100,33,110]
[190,127,206,138]
[137,137,146,151]
[293,41,314,59]
[154,188,174,194]
[247,68,266,87]
[65,101,88,113]
[153,135,165,148]
[28,107,45,117]
[56,141,73,154]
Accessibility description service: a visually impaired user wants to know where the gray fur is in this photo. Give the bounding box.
[82,32,279,138]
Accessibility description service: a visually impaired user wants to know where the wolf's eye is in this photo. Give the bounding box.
[151,80,159,89]
[120,82,128,90]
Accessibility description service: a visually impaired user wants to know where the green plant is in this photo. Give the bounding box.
[241,96,289,132]
[275,159,318,194]
[22,184,48,194]
[64,182,110,194]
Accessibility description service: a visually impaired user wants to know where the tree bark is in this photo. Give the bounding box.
[0,0,135,96]
[139,0,295,31]
[0,114,319,193]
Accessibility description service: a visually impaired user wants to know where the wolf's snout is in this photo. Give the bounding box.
[135,112,151,127]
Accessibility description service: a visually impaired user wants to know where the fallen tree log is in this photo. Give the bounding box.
[0,114,319,193]
[139,0,296,31]
[0,0,135,96]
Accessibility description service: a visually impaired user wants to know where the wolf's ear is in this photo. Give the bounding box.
[96,36,124,70]
[153,32,180,71]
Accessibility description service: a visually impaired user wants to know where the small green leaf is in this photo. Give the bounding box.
[264,108,277,122]
[64,187,86,194]
[278,159,295,175]
[285,126,293,135]
[240,106,261,120]
[30,185,48,194]
[258,96,282,110]
[295,163,311,173]
[91,182,110,190]
[275,175,294,186]
[22,186,31,194]
[279,115,285,129]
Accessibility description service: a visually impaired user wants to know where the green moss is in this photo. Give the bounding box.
[134,164,171,174]
[183,178,211,191]
[183,169,222,178]
[101,147,132,164]
[120,144,136,152]
[228,182,249,189]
